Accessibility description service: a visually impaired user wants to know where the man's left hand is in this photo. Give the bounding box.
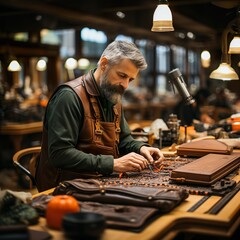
[140,146,165,164]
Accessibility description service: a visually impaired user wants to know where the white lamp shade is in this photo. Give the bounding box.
[8,60,22,72]
[228,36,240,54]
[201,50,211,68]
[151,4,174,32]
[209,62,239,80]
[78,58,90,70]
[153,5,172,21]
[65,58,78,70]
[36,59,47,71]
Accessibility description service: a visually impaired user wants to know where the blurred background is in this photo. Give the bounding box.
[1,0,240,190]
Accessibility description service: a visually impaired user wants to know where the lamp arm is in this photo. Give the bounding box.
[221,19,236,64]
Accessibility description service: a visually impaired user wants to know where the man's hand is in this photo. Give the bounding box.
[139,146,165,164]
[113,152,149,173]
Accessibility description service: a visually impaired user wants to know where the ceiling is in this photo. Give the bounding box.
[0,0,240,49]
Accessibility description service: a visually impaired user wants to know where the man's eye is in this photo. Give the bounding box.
[119,73,126,78]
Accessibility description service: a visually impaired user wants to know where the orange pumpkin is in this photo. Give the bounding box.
[46,195,80,229]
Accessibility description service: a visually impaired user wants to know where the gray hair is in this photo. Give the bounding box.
[98,40,147,71]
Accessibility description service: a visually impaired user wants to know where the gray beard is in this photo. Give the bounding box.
[99,72,124,104]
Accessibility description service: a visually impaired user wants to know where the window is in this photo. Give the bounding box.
[188,50,200,91]
[40,29,76,58]
[154,44,200,95]
[156,45,170,72]
[155,45,170,94]
[135,39,155,89]
[171,45,186,73]
[115,35,133,42]
[81,27,107,57]
[13,32,29,42]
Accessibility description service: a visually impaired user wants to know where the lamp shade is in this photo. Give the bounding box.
[201,50,211,68]
[228,36,240,54]
[65,58,77,70]
[209,62,239,80]
[78,58,90,70]
[36,59,47,71]
[151,2,174,32]
[8,60,22,72]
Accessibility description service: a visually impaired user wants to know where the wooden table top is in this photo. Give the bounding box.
[30,174,240,240]
[0,121,43,135]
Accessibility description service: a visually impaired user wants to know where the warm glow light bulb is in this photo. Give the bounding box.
[201,50,210,60]
[228,36,240,54]
[201,50,211,68]
[78,58,90,70]
[65,58,77,70]
[36,59,47,71]
[8,60,22,72]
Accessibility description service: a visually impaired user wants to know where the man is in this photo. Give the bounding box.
[35,40,164,191]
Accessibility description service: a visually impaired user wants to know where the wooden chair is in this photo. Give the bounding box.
[13,146,41,190]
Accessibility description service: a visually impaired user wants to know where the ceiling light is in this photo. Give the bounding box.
[116,11,125,19]
[78,58,90,70]
[36,59,47,71]
[151,0,174,32]
[201,50,211,68]
[64,57,77,70]
[7,60,22,72]
[201,50,210,61]
[65,57,77,80]
[187,32,195,39]
[176,32,185,39]
[209,19,239,81]
[209,63,239,80]
[228,36,240,54]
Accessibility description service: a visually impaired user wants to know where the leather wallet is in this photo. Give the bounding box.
[170,153,240,185]
[176,139,233,157]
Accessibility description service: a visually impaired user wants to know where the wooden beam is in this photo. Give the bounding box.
[0,0,217,47]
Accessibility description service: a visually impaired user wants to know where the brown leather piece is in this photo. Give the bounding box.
[52,178,189,212]
[31,194,159,232]
[170,153,240,185]
[176,139,233,157]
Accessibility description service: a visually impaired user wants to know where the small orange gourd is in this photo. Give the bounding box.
[46,195,80,229]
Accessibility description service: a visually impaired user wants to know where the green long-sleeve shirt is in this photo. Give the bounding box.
[45,76,147,175]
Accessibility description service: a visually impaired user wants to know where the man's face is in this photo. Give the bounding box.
[99,58,139,104]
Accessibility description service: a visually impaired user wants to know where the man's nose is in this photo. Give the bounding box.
[120,80,129,90]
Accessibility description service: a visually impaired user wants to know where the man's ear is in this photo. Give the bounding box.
[100,57,108,71]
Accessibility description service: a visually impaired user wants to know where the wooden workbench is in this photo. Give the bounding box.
[30,174,240,240]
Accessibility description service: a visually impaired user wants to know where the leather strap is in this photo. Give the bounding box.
[113,105,120,143]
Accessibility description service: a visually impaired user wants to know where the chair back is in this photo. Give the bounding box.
[13,146,41,190]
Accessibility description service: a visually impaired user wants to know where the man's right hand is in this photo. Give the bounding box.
[113,152,149,173]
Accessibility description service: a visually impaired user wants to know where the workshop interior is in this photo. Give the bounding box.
[0,1,240,240]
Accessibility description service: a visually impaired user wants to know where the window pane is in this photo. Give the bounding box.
[81,28,107,57]
[41,29,75,58]
[13,32,29,42]
[135,39,155,87]
[171,45,186,73]
[156,75,167,95]
[188,50,200,90]
[156,45,170,72]
[115,35,133,42]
